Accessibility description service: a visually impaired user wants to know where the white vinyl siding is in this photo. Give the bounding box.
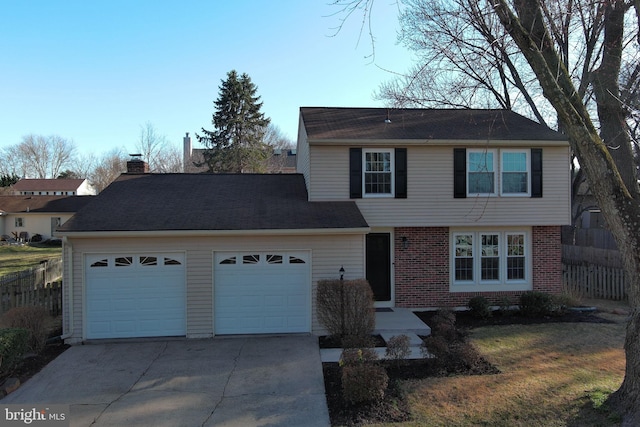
[307,145,571,227]
[64,233,365,343]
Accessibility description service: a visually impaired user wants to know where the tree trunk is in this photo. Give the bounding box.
[493,0,640,422]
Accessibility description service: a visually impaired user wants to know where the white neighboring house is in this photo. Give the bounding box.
[12,179,96,196]
[0,195,94,242]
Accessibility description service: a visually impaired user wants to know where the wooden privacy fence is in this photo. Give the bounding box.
[562,259,627,301]
[0,258,63,316]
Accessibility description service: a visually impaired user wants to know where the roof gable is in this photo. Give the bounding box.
[300,107,567,142]
[58,174,368,233]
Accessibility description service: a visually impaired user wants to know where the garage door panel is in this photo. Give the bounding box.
[86,253,186,339]
[214,251,310,335]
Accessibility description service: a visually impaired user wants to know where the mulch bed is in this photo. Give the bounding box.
[322,308,611,426]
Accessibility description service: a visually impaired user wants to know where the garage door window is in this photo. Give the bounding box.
[115,256,133,267]
[267,254,283,264]
[243,254,260,264]
[164,257,182,265]
[140,256,158,266]
[220,256,236,265]
[91,259,108,267]
[289,256,306,264]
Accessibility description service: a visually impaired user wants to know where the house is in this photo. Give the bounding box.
[182,132,297,173]
[0,195,94,242]
[57,107,570,343]
[12,178,96,196]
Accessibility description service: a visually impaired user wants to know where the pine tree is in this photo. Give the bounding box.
[197,70,271,173]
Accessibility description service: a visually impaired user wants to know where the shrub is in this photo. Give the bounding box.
[468,296,492,319]
[428,309,459,342]
[2,306,49,352]
[385,334,411,365]
[0,328,30,374]
[497,296,514,314]
[341,363,388,405]
[316,279,375,340]
[519,291,553,317]
[340,347,378,366]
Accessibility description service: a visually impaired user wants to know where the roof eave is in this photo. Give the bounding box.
[307,138,569,146]
[58,227,371,239]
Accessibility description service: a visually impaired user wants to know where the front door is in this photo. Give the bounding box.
[366,233,391,301]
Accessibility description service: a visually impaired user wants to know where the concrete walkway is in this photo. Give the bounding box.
[2,336,330,427]
[321,307,432,362]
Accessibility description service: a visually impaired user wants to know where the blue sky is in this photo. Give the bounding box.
[1,1,413,156]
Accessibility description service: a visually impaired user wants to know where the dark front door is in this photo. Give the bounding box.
[366,233,391,301]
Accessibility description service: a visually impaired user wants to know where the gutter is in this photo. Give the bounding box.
[56,227,371,239]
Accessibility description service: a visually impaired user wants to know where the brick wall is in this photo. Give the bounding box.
[394,226,563,308]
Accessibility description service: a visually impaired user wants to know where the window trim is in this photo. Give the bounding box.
[450,228,532,293]
[15,217,24,227]
[466,149,497,196]
[500,149,531,197]
[362,148,394,197]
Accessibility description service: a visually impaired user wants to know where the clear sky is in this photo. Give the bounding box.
[1,1,413,156]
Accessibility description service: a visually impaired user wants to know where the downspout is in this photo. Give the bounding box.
[58,237,73,341]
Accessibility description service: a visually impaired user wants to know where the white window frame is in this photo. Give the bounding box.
[15,217,24,227]
[362,148,394,197]
[500,149,530,196]
[467,149,497,196]
[450,228,532,292]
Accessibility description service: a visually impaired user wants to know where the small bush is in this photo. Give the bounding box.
[519,291,553,317]
[468,296,492,319]
[385,334,411,365]
[2,306,49,352]
[429,309,459,342]
[0,328,30,374]
[317,279,375,340]
[341,363,388,405]
[497,296,514,314]
[340,347,378,366]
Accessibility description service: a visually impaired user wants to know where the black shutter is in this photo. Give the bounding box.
[454,148,466,198]
[395,148,407,198]
[349,148,362,198]
[531,148,543,198]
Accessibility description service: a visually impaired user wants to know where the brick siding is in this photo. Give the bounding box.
[394,226,562,308]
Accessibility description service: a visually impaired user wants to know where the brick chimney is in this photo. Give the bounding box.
[126,154,149,174]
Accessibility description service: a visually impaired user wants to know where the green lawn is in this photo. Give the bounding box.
[0,245,62,276]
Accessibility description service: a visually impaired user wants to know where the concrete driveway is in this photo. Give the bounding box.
[2,335,330,427]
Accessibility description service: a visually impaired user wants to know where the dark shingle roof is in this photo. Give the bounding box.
[58,174,368,233]
[12,179,87,191]
[0,195,94,213]
[300,107,567,142]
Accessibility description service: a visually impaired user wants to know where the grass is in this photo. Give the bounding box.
[373,300,628,427]
[0,245,62,276]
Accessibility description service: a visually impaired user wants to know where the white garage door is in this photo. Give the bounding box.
[214,251,311,334]
[85,253,186,339]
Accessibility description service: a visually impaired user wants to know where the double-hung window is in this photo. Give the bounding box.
[452,229,530,292]
[467,150,496,195]
[363,149,393,196]
[501,150,529,195]
[15,218,24,227]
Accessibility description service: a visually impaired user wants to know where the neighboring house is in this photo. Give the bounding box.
[12,179,96,196]
[57,107,570,343]
[0,195,94,241]
[182,133,297,173]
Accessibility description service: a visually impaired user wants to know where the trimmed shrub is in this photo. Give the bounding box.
[0,328,30,374]
[519,291,553,317]
[428,309,458,342]
[468,296,492,319]
[2,306,49,352]
[385,334,411,365]
[316,279,375,340]
[341,363,388,405]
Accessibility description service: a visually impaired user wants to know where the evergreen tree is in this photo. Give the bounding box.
[0,174,20,187]
[197,70,271,173]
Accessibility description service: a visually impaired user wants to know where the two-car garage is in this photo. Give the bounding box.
[84,251,311,339]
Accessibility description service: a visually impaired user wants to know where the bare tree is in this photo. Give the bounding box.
[0,134,76,178]
[88,149,128,193]
[136,122,183,173]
